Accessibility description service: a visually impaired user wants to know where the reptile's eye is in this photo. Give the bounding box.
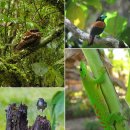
[80,68,82,71]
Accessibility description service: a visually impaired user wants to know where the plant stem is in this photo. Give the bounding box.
[82,49,129,130]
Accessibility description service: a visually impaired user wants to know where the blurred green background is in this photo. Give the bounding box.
[65,0,130,48]
[0,87,64,130]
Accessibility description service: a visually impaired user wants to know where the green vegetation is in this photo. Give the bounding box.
[65,49,130,130]
[84,120,102,130]
[81,49,129,130]
[0,87,64,130]
[0,0,64,87]
[65,0,130,47]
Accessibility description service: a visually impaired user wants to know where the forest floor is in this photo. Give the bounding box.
[66,117,130,130]
[66,118,85,130]
[66,117,104,130]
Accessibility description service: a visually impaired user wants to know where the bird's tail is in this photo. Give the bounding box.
[89,35,95,46]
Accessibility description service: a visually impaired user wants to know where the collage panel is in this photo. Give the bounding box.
[0,87,64,130]
[65,49,130,130]
[1,0,130,130]
[65,0,130,48]
[0,0,64,87]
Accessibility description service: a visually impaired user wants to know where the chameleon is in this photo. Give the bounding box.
[80,61,128,130]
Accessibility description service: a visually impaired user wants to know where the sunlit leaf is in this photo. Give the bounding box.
[51,91,64,130]
[103,12,127,37]
[0,1,6,8]
[51,91,64,118]
[32,62,48,76]
[106,0,116,4]
[66,3,86,28]
[126,50,130,106]
[79,4,88,12]
[86,0,102,10]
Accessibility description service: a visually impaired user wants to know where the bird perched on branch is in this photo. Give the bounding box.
[14,29,41,51]
[89,15,107,46]
[37,98,47,112]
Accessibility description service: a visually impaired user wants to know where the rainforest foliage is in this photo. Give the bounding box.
[0,0,64,87]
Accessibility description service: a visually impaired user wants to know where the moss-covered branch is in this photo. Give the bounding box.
[7,25,64,64]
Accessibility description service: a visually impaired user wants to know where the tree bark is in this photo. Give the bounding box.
[5,103,51,130]
[31,115,51,130]
[5,103,28,130]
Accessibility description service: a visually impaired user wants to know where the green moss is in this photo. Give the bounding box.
[0,0,64,87]
[0,58,28,86]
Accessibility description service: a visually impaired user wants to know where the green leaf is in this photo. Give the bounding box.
[86,0,102,10]
[26,22,35,28]
[51,91,64,118]
[126,50,130,106]
[79,4,88,12]
[51,68,63,87]
[103,12,127,37]
[0,1,6,8]
[51,91,64,130]
[118,26,130,45]
[51,112,56,130]
[106,0,116,4]
[31,62,48,76]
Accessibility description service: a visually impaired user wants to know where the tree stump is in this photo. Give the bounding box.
[5,103,51,130]
[31,115,51,130]
[5,103,28,130]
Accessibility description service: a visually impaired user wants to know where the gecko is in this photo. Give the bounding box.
[80,61,128,130]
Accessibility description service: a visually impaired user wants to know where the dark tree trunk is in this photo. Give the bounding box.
[5,103,28,130]
[31,115,51,130]
[5,103,51,130]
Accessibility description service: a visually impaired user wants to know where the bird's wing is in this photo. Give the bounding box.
[91,21,106,28]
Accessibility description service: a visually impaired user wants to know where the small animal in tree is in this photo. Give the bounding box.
[89,15,107,45]
[14,29,41,51]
